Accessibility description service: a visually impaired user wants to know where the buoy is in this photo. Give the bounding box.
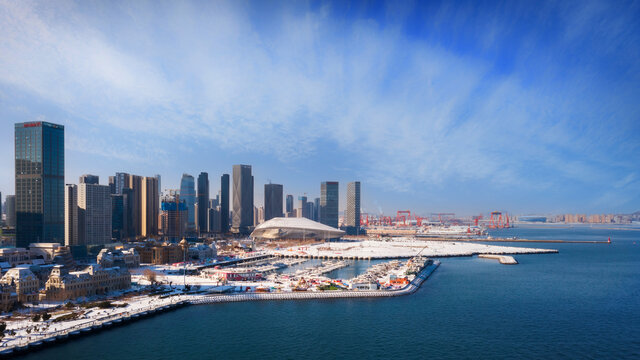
[608,236,611,243]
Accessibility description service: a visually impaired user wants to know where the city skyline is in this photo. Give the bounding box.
[1,1,639,216]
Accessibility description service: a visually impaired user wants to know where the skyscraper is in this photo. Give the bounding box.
[305,201,315,221]
[297,196,308,219]
[141,176,158,237]
[197,172,210,233]
[208,207,221,233]
[121,187,134,239]
[160,193,187,242]
[180,174,196,232]
[78,176,112,246]
[79,174,99,185]
[264,183,283,221]
[220,174,230,233]
[15,121,64,247]
[108,176,116,194]
[314,197,320,221]
[112,172,157,238]
[232,165,253,234]
[320,181,339,228]
[345,181,361,228]
[111,194,125,241]
[5,195,16,228]
[64,184,78,246]
[286,194,294,215]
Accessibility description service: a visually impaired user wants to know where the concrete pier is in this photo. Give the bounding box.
[478,254,518,264]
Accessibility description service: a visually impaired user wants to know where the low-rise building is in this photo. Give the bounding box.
[187,243,217,261]
[135,240,187,265]
[39,264,131,301]
[0,266,40,302]
[0,284,17,312]
[201,267,262,282]
[29,243,75,268]
[97,248,140,268]
[0,248,31,267]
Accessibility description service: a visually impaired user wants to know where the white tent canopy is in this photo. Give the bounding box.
[250,217,345,240]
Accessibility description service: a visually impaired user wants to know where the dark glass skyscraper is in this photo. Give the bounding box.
[264,184,283,221]
[197,172,209,233]
[220,174,230,233]
[320,181,339,229]
[232,165,253,234]
[286,194,294,215]
[15,121,64,247]
[180,174,196,232]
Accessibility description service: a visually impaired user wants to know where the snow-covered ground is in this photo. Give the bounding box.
[268,238,557,259]
[0,293,190,349]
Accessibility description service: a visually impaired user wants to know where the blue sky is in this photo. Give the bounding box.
[1,0,639,216]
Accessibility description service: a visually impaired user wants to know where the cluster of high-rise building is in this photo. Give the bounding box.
[3,121,364,250]
[554,213,627,224]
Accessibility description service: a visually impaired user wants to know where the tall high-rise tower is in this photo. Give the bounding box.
[232,165,253,234]
[5,195,16,228]
[320,181,339,228]
[197,172,210,233]
[297,196,308,219]
[220,174,230,233]
[15,121,64,247]
[345,181,361,228]
[78,176,112,246]
[264,184,283,221]
[286,194,294,215]
[64,184,78,246]
[180,174,196,232]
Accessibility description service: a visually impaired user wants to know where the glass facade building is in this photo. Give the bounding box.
[232,165,253,234]
[180,174,196,232]
[197,172,209,233]
[264,184,283,221]
[15,122,64,247]
[220,174,230,233]
[320,181,339,229]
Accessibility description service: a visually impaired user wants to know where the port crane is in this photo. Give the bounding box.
[488,211,511,229]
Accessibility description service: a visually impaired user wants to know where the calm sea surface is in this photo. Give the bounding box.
[18,225,640,359]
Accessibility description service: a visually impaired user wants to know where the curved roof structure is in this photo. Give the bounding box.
[250,217,344,240]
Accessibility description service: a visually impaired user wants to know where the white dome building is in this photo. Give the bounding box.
[250,217,344,240]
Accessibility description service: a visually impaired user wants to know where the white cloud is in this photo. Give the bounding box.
[0,0,638,210]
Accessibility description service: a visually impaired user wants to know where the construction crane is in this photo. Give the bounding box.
[488,211,511,229]
[472,214,484,226]
[396,210,411,227]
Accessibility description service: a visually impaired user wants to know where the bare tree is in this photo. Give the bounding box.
[143,269,157,284]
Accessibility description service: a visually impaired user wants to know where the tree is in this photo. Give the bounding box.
[143,269,157,284]
[31,314,41,322]
[42,313,51,321]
